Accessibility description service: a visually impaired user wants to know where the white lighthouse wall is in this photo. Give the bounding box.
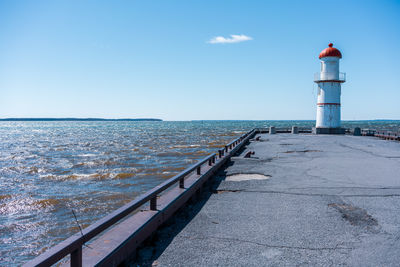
[320,57,339,80]
[316,105,341,128]
[317,82,341,103]
[316,82,341,128]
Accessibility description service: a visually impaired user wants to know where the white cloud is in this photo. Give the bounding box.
[208,34,253,44]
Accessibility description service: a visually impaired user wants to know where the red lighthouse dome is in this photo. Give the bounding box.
[319,43,342,59]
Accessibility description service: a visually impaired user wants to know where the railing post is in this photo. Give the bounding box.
[212,155,216,164]
[208,158,212,166]
[225,145,228,152]
[71,246,82,267]
[150,196,157,211]
[179,178,184,188]
[197,166,201,175]
[218,150,222,158]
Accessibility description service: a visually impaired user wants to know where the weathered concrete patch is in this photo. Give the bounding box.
[261,248,283,259]
[213,189,243,194]
[283,150,322,153]
[251,137,269,142]
[226,173,271,182]
[328,203,378,227]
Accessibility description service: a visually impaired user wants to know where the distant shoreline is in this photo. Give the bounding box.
[0,118,162,122]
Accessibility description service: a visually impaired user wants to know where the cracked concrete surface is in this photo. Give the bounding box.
[135,134,400,266]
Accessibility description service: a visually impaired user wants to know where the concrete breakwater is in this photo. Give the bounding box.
[134,131,400,266]
[25,128,400,266]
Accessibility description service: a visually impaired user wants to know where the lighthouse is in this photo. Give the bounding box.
[313,43,346,134]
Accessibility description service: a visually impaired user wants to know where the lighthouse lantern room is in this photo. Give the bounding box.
[313,43,346,134]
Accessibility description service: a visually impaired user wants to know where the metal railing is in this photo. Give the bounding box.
[25,129,256,267]
[360,129,400,141]
[254,127,313,134]
[374,130,400,141]
[361,129,376,136]
[314,72,346,83]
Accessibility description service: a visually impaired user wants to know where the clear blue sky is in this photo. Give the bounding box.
[0,0,399,120]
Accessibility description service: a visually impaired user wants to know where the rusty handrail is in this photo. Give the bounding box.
[24,129,255,267]
[373,130,400,141]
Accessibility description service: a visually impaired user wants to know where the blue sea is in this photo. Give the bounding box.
[0,120,399,265]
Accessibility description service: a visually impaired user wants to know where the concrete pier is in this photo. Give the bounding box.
[136,133,400,266]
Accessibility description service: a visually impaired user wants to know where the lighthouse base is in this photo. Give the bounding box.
[313,127,345,135]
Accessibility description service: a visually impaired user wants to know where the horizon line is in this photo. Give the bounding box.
[0,118,399,122]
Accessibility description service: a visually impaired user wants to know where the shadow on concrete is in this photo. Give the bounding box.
[127,142,252,266]
[130,165,232,267]
[127,147,251,267]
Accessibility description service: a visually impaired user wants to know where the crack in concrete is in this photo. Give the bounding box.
[213,189,243,194]
[245,190,400,198]
[282,150,322,153]
[214,189,400,198]
[304,167,357,186]
[337,142,400,159]
[180,235,353,251]
[287,186,400,190]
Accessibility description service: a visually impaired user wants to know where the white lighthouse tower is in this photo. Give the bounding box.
[313,43,346,134]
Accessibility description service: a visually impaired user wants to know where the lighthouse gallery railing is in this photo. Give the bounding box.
[314,72,346,83]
